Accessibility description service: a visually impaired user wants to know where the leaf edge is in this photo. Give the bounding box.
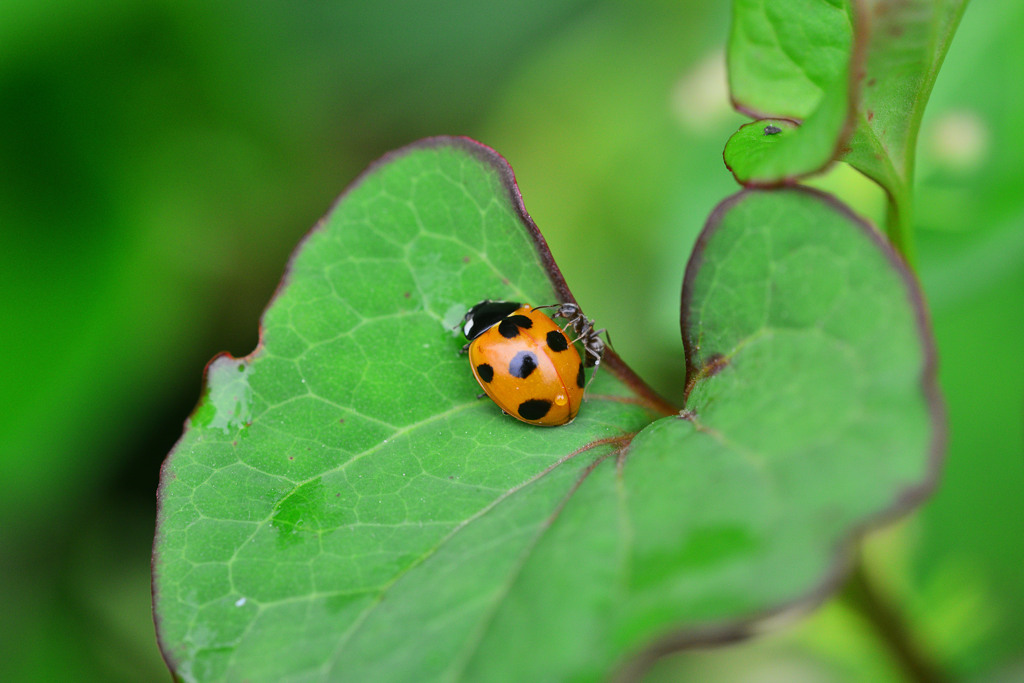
[620,185,947,680]
[149,135,678,678]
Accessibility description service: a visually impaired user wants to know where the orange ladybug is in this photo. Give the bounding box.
[461,300,602,426]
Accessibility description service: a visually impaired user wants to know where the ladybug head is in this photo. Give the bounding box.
[462,300,522,340]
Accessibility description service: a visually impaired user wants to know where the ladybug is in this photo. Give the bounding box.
[460,300,605,426]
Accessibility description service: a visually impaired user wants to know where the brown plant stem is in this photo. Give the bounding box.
[842,556,947,683]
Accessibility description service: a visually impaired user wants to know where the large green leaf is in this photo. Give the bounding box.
[151,138,667,682]
[153,139,941,681]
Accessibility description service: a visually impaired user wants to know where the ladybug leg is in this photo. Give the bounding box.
[459,341,470,354]
[476,391,488,400]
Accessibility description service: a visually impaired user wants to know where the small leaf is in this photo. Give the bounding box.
[724,120,799,181]
[725,0,862,184]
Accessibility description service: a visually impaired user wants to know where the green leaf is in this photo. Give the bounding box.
[841,0,968,257]
[727,0,855,120]
[723,119,799,183]
[726,0,968,255]
[616,187,942,677]
[152,137,667,683]
[723,111,853,186]
[153,141,941,682]
[724,0,861,185]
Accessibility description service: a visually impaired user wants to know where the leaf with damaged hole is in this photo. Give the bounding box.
[724,0,862,185]
[152,139,942,682]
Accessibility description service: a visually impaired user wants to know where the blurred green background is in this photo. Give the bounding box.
[1,1,1021,681]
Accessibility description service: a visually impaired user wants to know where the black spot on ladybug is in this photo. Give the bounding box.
[546,330,569,352]
[576,362,585,388]
[763,124,782,135]
[476,363,494,383]
[498,314,533,338]
[508,351,538,379]
[518,399,552,421]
